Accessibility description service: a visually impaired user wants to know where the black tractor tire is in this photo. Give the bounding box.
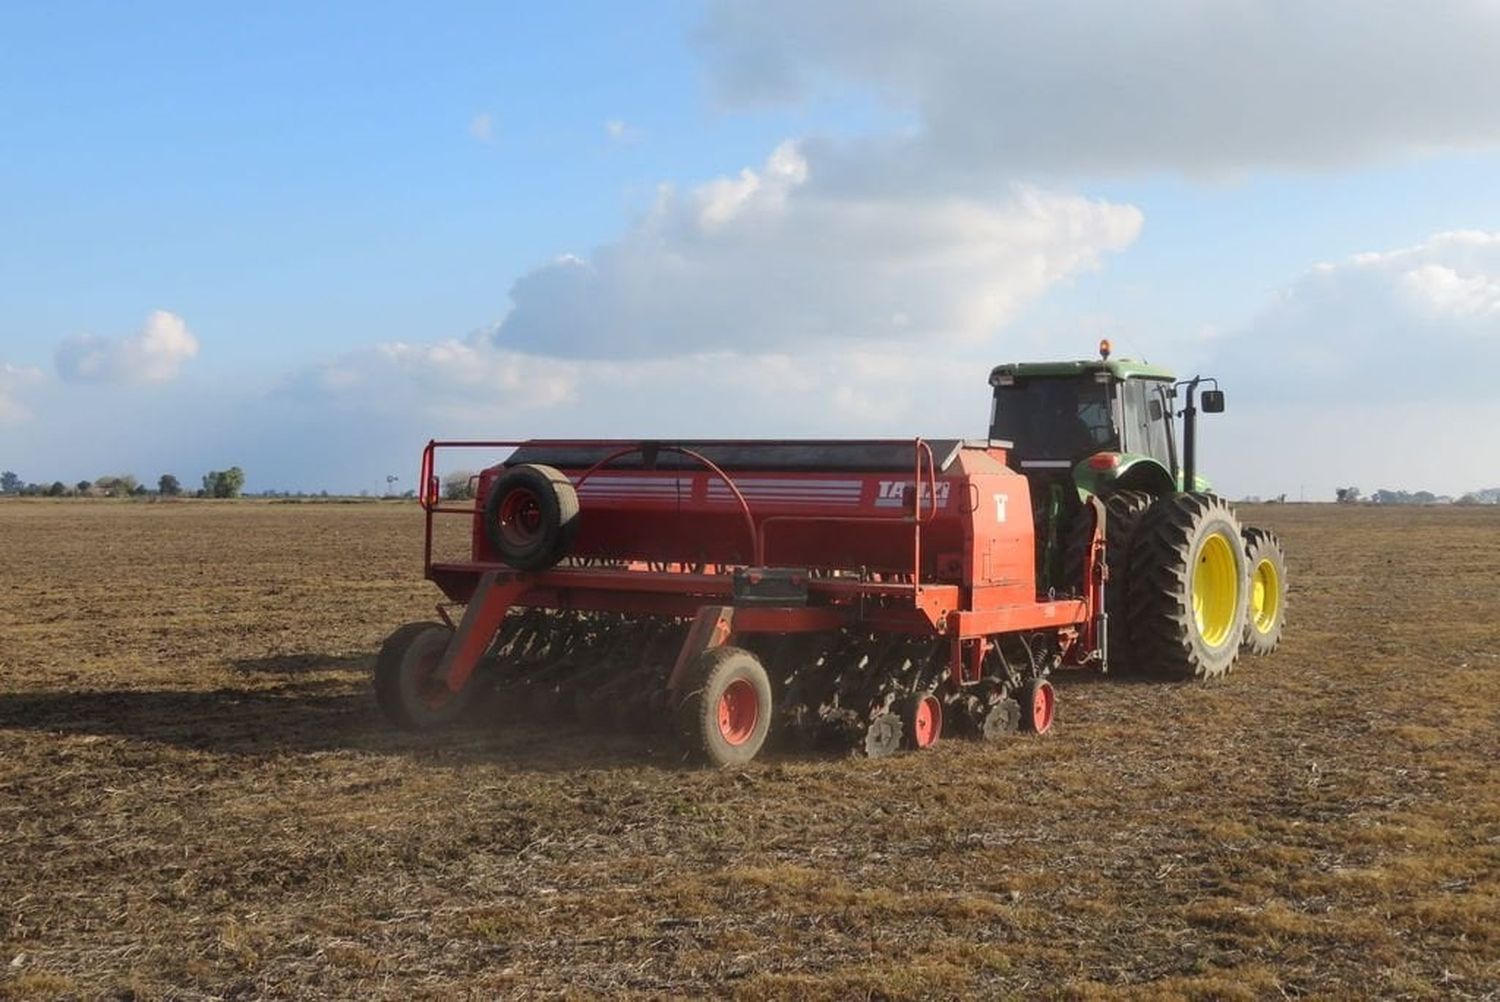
[1241,526,1288,656]
[1125,493,1249,681]
[374,621,479,730]
[482,464,580,571]
[1062,489,1155,674]
[675,646,774,767]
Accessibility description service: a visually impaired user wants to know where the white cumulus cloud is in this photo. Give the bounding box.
[0,362,44,424]
[604,119,641,144]
[1208,231,1500,400]
[281,331,988,442]
[285,335,578,422]
[469,112,494,143]
[489,142,1141,359]
[698,0,1500,175]
[55,310,200,384]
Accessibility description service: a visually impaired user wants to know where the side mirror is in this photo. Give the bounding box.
[1201,389,1225,413]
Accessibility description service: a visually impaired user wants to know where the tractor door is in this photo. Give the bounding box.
[1120,378,1177,479]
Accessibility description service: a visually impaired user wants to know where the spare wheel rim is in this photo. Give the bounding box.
[498,487,545,549]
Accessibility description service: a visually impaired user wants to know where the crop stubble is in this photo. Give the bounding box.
[0,501,1496,999]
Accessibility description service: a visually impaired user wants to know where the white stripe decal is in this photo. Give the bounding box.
[573,480,687,489]
[706,488,862,496]
[707,479,862,489]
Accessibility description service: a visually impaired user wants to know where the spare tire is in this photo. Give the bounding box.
[483,463,580,570]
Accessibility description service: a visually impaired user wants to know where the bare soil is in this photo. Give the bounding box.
[1,500,1497,1000]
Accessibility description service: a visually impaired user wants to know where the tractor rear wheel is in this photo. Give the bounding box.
[1103,490,1156,674]
[483,463,580,571]
[1125,493,1248,681]
[676,646,774,766]
[374,621,480,730]
[1241,526,1288,656]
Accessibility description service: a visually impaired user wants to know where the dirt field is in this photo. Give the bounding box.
[1,500,1496,1000]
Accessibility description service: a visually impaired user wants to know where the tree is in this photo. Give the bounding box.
[158,474,182,496]
[0,471,20,494]
[76,480,91,494]
[442,470,477,501]
[96,474,139,497]
[47,481,66,497]
[202,466,246,498]
[1335,486,1361,504]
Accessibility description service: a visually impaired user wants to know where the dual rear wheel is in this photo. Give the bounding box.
[1242,527,1288,655]
[1104,490,1288,680]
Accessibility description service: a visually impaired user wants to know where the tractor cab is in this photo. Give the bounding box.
[989,341,1225,594]
[988,343,1189,499]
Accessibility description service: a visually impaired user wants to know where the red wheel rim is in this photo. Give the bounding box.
[497,487,544,549]
[412,647,453,710]
[912,694,942,748]
[1031,681,1055,734]
[716,679,759,746]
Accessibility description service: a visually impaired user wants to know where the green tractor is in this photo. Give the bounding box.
[988,341,1287,680]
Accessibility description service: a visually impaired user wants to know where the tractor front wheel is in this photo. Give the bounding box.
[374,621,482,730]
[676,646,774,766]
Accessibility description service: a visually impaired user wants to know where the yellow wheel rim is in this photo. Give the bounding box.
[1249,556,1281,635]
[1191,532,1239,648]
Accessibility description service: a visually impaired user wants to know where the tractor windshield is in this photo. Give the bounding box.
[990,377,1117,462]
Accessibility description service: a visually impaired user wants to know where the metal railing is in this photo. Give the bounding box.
[418,437,942,585]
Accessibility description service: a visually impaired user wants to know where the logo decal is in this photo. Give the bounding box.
[874,480,951,508]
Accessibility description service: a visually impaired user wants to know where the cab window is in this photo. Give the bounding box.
[1121,378,1174,468]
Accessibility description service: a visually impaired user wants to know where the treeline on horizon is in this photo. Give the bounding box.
[1332,486,1500,506]
[5,466,1498,506]
[0,467,248,499]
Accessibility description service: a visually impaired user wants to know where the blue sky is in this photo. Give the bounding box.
[3,1,1499,498]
